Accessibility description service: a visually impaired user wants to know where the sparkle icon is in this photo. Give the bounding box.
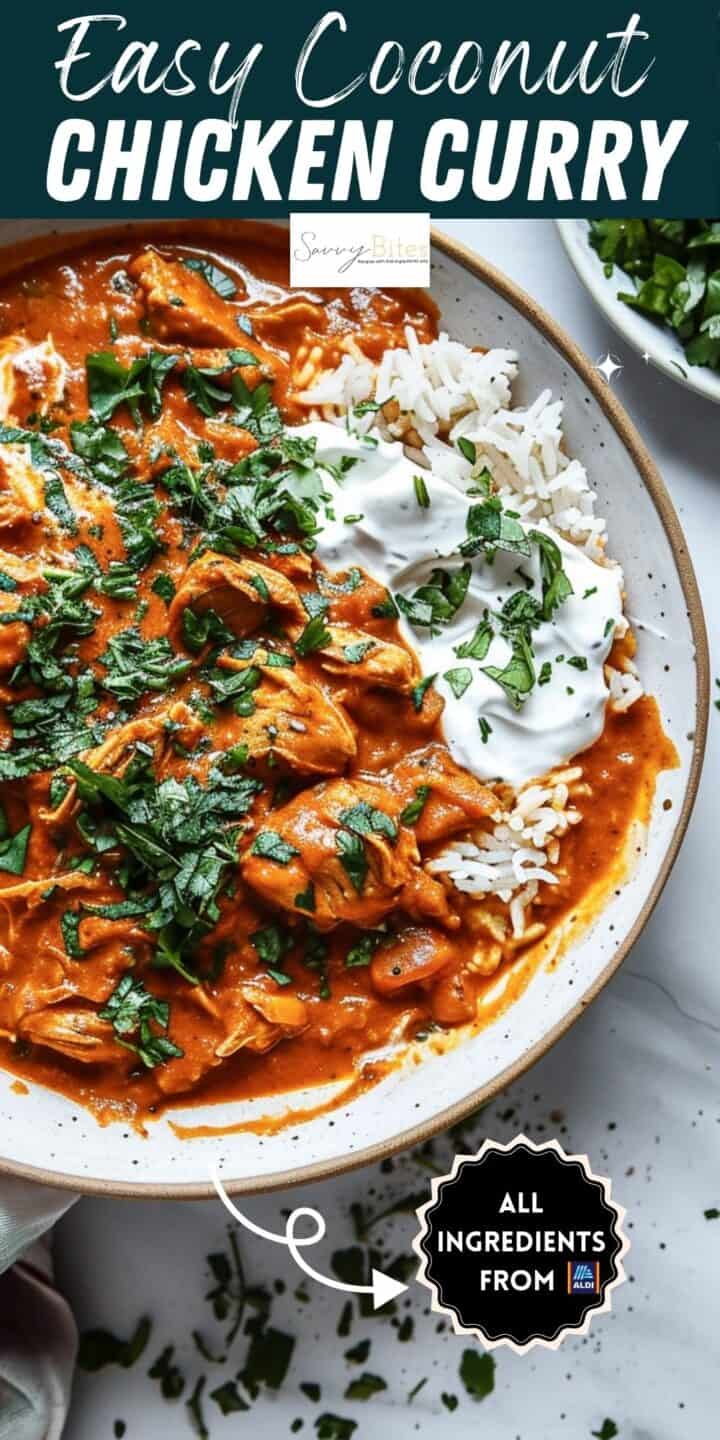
[596,353,623,384]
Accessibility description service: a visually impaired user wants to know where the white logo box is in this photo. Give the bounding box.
[290,212,430,287]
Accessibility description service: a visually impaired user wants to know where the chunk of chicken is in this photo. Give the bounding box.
[215,982,308,1058]
[129,249,248,348]
[309,622,420,693]
[250,297,330,341]
[0,442,46,530]
[17,1005,120,1063]
[0,874,143,1035]
[389,744,498,844]
[240,776,455,931]
[134,412,260,478]
[214,655,356,775]
[0,592,30,673]
[0,335,67,424]
[43,701,204,826]
[169,552,305,648]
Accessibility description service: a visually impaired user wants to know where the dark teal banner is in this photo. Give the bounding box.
[3,2,718,215]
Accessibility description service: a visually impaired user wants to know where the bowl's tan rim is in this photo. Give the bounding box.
[0,221,708,1201]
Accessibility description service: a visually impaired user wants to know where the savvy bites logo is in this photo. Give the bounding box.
[290,213,430,286]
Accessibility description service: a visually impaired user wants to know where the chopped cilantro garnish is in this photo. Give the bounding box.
[454,618,493,661]
[294,882,316,913]
[371,593,399,620]
[251,831,299,865]
[413,474,430,508]
[400,785,430,825]
[209,1380,249,1414]
[345,933,381,968]
[98,628,191,702]
[483,633,535,709]
[335,829,367,893]
[460,1349,496,1400]
[0,818,31,876]
[461,498,531,559]
[86,350,177,423]
[148,1345,185,1400]
[529,529,574,618]
[443,666,473,699]
[339,801,397,843]
[78,1316,151,1373]
[151,573,176,605]
[250,925,291,968]
[410,674,436,712]
[99,973,184,1070]
[397,565,471,633]
[344,1372,387,1401]
[183,257,237,299]
[589,219,720,373]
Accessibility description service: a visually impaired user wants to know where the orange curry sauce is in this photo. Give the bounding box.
[0,224,675,1129]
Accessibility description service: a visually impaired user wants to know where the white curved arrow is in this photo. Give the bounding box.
[211,1164,408,1310]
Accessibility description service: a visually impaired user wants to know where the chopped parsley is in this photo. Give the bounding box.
[295,615,332,657]
[413,474,430,508]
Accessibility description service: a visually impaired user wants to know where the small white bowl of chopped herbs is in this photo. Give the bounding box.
[556,219,720,404]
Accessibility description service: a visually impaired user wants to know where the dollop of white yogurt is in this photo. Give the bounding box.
[289,421,623,788]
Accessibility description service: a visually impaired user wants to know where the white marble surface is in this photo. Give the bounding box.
[56,220,719,1440]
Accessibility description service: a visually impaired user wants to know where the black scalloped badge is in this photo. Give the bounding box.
[413,1136,628,1353]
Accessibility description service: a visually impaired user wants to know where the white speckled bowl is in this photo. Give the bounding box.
[0,222,708,1197]
[556,218,720,406]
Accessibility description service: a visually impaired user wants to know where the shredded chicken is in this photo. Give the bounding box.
[309,622,420,693]
[17,1006,120,1063]
[214,655,357,775]
[169,551,306,646]
[0,335,67,424]
[240,775,456,931]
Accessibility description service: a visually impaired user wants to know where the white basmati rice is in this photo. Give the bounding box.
[296,326,607,557]
[295,326,643,935]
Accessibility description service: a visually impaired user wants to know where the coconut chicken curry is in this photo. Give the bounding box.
[0,225,673,1126]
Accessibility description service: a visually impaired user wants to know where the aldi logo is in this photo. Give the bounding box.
[567,1261,601,1295]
